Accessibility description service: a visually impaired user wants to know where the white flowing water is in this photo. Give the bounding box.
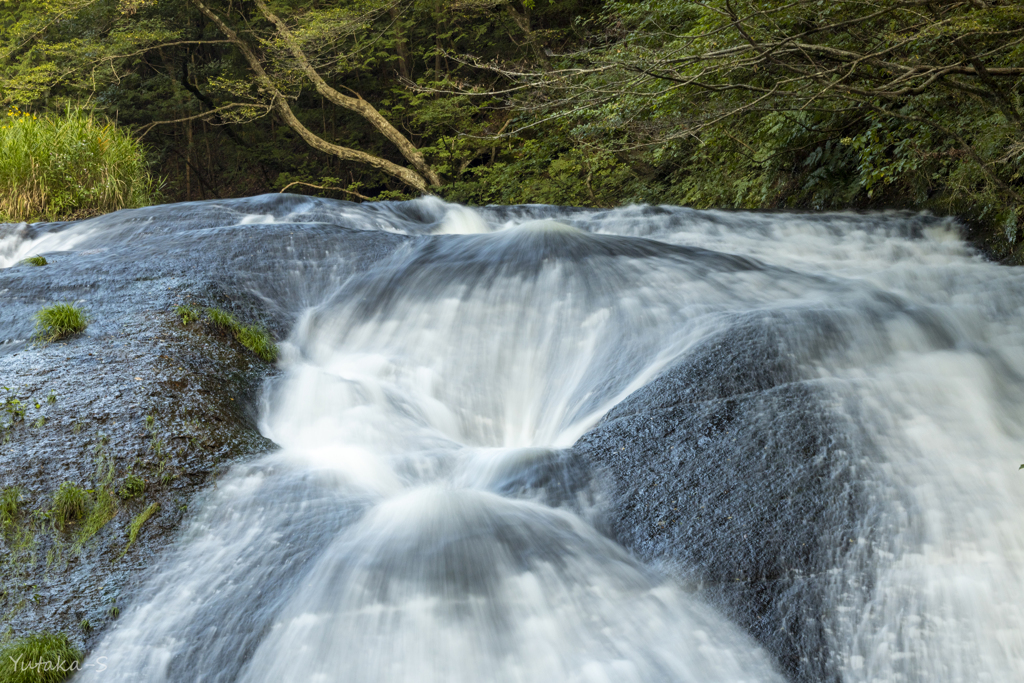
[31,197,1023,682]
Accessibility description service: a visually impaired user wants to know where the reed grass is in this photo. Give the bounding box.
[74,488,118,550]
[0,105,160,221]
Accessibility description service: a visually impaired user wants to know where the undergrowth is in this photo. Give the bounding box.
[0,105,160,222]
[33,303,88,343]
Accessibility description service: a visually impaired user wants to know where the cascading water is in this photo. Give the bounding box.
[6,196,1022,682]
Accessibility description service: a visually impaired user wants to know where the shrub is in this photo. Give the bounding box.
[0,632,83,683]
[0,105,160,222]
[50,482,87,531]
[21,255,47,266]
[33,303,88,343]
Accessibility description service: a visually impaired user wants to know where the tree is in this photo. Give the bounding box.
[467,0,1024,254]
[188,0,440,193]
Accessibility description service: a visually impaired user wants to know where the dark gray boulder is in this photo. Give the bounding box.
[573,312,886,682]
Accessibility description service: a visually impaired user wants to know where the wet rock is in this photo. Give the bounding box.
[573,312,885,683]
[0,200,409,650]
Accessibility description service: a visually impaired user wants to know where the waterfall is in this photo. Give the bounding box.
[8,196,1017,682]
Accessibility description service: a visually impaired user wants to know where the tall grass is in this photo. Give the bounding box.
[0,632,83,683]
[0,105,160,221]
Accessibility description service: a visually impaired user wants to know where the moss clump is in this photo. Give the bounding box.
[1,485,22,528]
[121,502,159,557]
[49,482,87,531]
[21,255,47,266]
[0,631,83,683]
[205,307,277,362]
[32,303,88,343]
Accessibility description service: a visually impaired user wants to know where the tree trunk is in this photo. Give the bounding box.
[189,0,436,194]
[252,0,441,187]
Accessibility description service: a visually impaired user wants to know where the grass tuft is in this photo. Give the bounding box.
[122,502,160,557]
[50,482,87,531]
[175,304,200,326]
[21,255,47,266]
[0,105,160,222]
[74,488,118,550]
[205,307,236,330]
[205,307,277,362]
[118,473,145,500]
[1,486,22,528]
[0,631,83,683]
[33,303,88,343]
[234,325,278,363]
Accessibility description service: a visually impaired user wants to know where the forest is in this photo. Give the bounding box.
[2,0,1023,259]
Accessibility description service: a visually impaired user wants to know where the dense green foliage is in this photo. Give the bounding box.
[0,105,159,221]
[544,0,1024,258]
[1,0,1021,257]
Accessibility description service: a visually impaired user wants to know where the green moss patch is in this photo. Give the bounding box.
[21,255,47,266]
